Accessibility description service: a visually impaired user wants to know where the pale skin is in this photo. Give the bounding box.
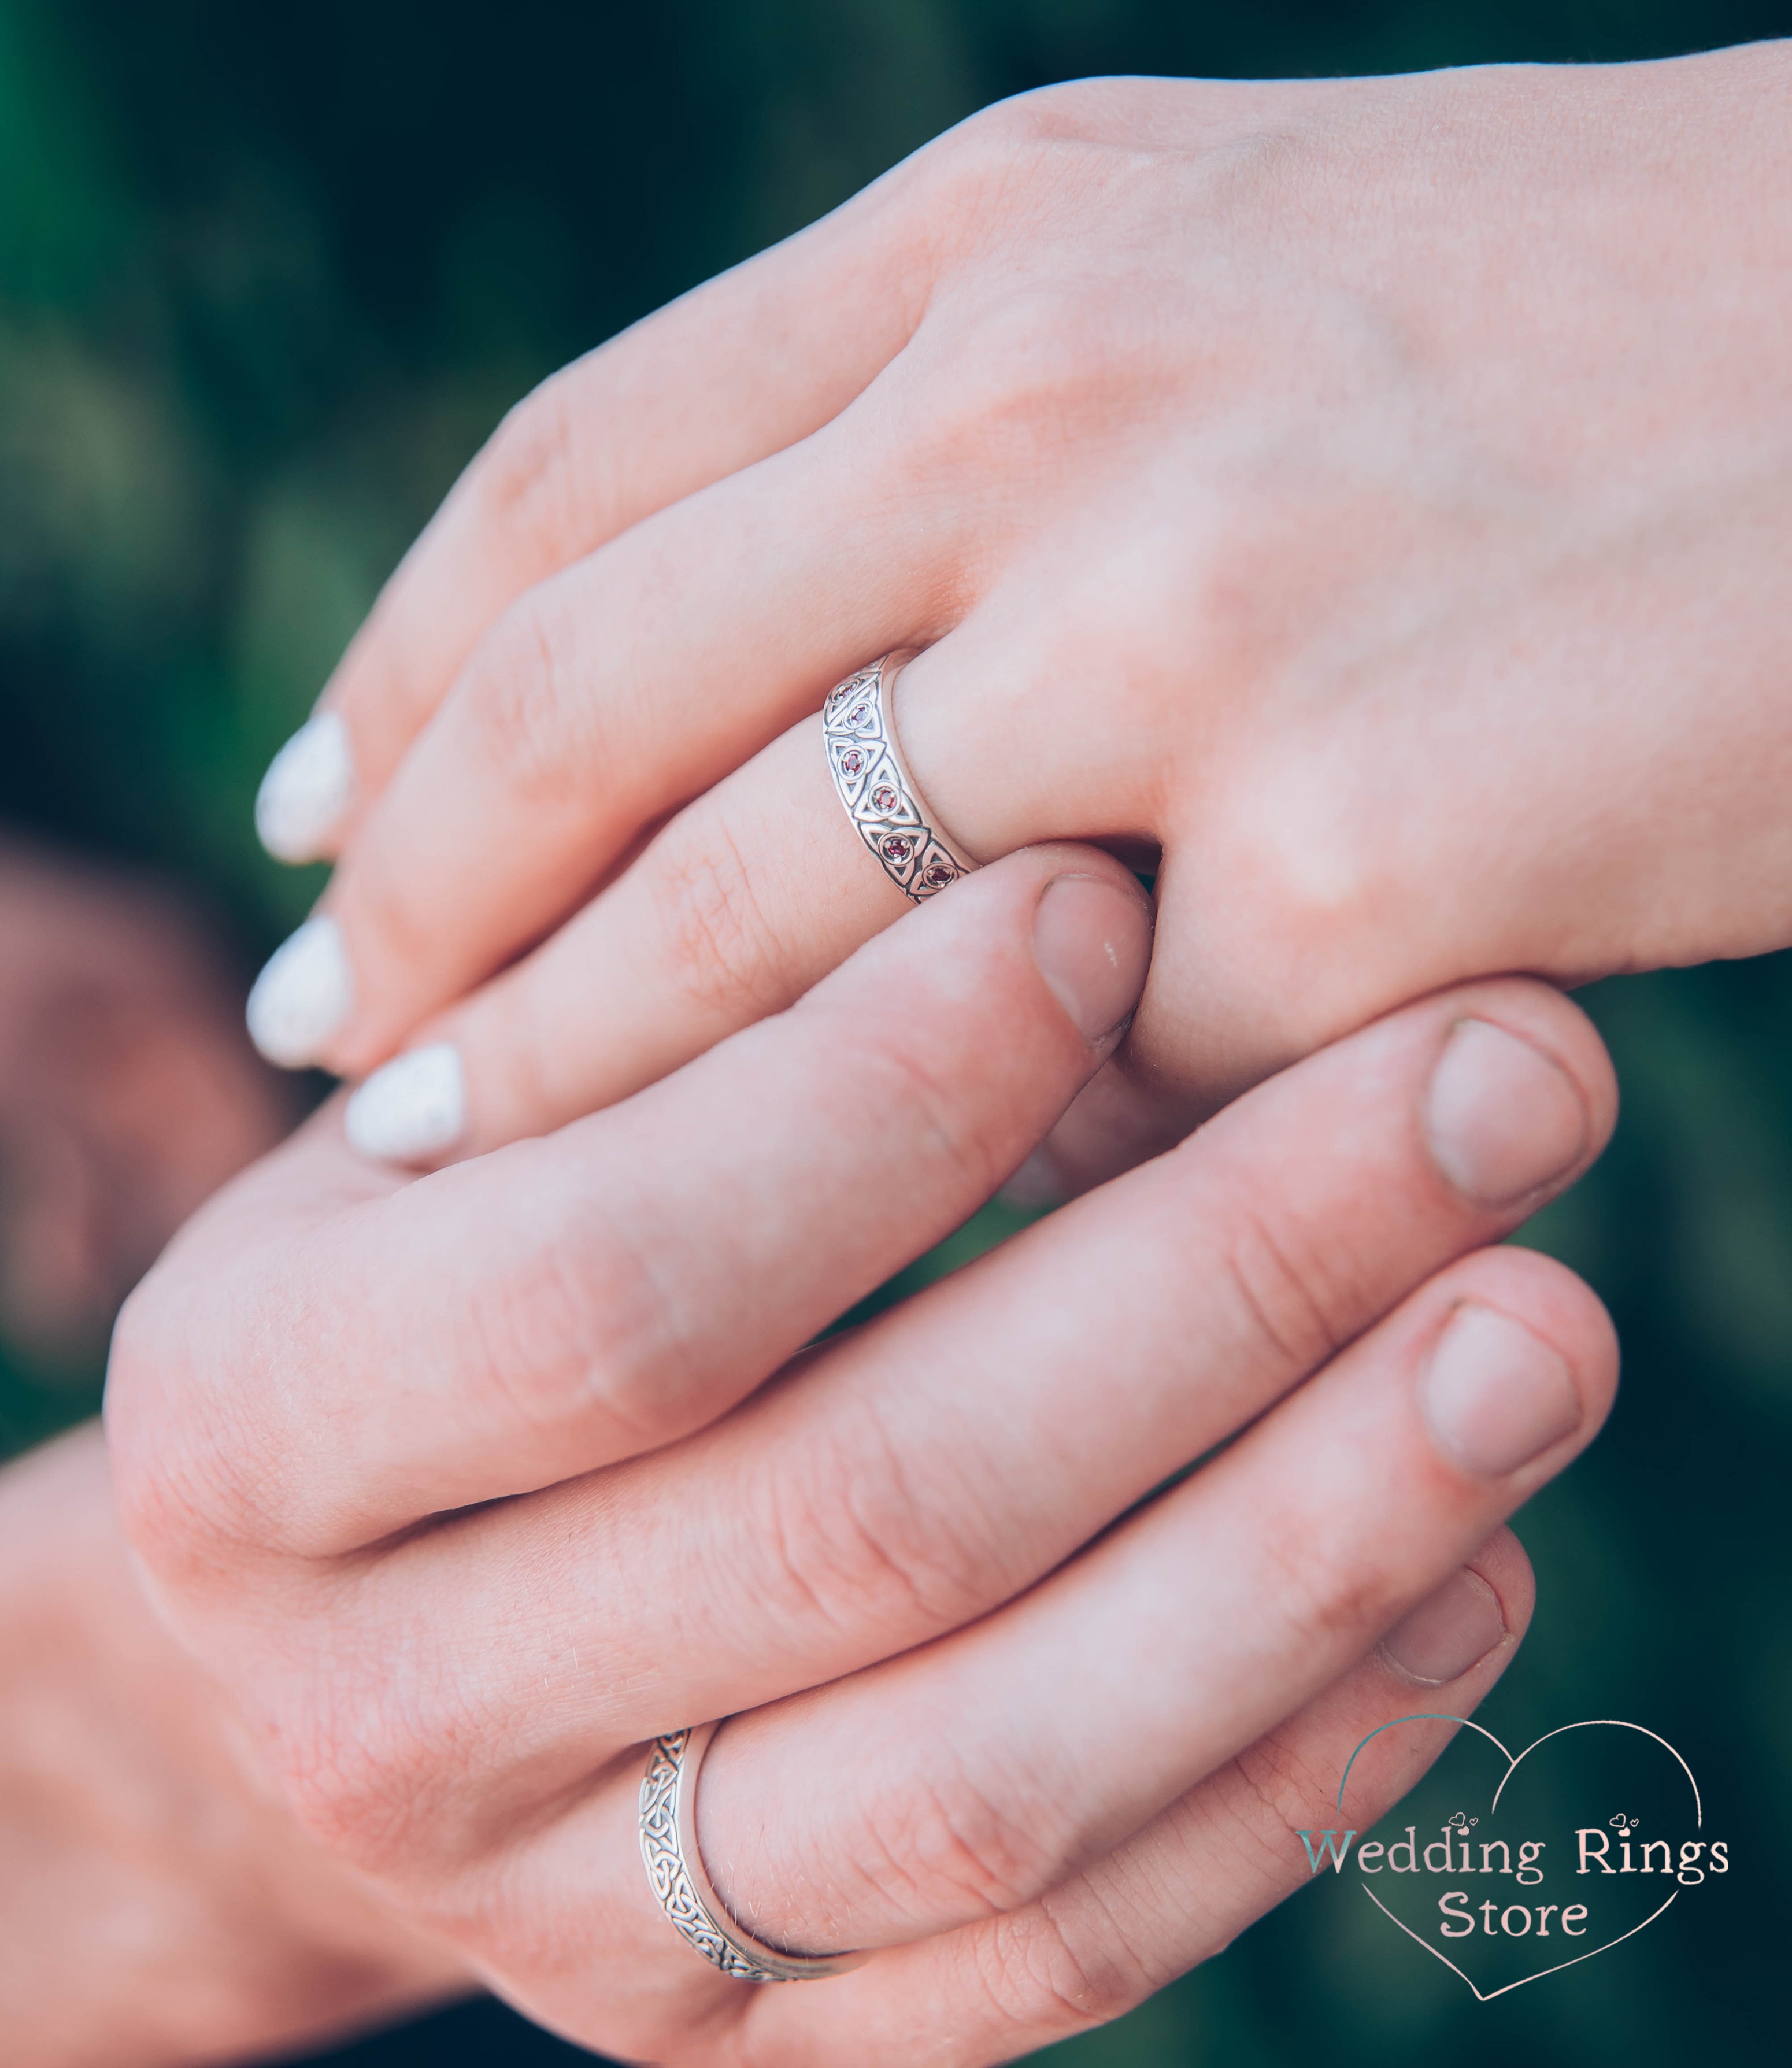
[239,42,1792,1189]
[0,853,451,2063]
[109,851,1624,2064]
[0,1426,462,2068]
[75,39,1790,2059]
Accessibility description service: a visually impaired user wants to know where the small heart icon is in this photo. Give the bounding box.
[1316,1717,1715,2000]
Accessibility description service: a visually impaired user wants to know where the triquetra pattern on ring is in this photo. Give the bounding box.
[823,663,968,901]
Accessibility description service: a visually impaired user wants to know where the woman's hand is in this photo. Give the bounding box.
[244,43,1790,1182]
[116,852,1620,2063]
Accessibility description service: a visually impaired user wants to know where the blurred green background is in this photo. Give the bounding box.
[2,1,1789,2062]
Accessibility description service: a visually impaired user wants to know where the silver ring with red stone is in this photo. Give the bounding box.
[639,1723,869,1982]
[823,654,979,901]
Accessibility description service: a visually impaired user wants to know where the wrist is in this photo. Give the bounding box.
[0,1423,468,2066]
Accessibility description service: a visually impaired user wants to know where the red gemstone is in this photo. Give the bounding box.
[846,704,872,728]
[881,835,913,863]
[839,748,864,776]
[922,862,956,887]
[871,785,900,812]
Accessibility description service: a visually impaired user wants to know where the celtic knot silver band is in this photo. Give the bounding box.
[823,655,979,901]
[639,1722,868,1984]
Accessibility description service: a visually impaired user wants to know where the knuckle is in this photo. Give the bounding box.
[744,1411,999,1643]
[843,1752,1069,1930]
[107,1270,289,1566]
[1254,1493,1398,1654]
[1213,1730,1372,1895]
[463,361,598,561]
[973,1895,1157,2041]
[836,1020,1012,1201]
[913,99,1047,225]
[918,88,1127,241]
[336,844,443,979]
[1203,785,1384,1032]
[1152,485,1343,727]
[111,1289,476,1878]
[108,1426,221,1586]
[897,286,1124,490]
[1212,1198,1353,1379]
[456,1189,699,1453]
[260,1635,463,1875]
[648,813,799,1027]
[105,1279,192,1549]
[458,584,608,804]
[1230,1730,1335,1848]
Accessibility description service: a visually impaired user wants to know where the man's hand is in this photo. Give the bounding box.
[112,849,1620,2063]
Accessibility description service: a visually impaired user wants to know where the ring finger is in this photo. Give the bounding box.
[334,627,1161,1167]
[462,1215,1599,2044]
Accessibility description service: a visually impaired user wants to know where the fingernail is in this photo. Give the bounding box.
[246,916,354,1067]
[345,1043,465,1164]
[1424,1019,1589,1205]
[1379,1566,1508,1685]
[255,712,354,863]
[1033,874,1152,1045]
[1420,1303,1581,1478]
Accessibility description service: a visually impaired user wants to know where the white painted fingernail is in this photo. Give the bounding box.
[246,916,354,1067]
[255,712,354,863]
[345,1043,466,1164]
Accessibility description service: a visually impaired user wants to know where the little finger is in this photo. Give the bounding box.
[687,1241,1615,1955]
[741,1531,1537,2067]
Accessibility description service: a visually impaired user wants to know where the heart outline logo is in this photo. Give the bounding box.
[1336,1715,1702,2001]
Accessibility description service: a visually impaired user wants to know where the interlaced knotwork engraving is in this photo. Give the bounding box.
[639,1731,786,1981]
[823,661,972,901]
[639,1729,846,1984]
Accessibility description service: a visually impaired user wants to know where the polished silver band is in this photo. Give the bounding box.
[639,1723,868,1983]
[823,655,978,902]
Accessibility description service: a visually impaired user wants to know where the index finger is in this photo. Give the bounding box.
[109,849,1153,1559]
